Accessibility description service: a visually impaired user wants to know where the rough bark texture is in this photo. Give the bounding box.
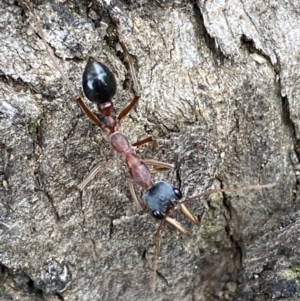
[0,0,299,300]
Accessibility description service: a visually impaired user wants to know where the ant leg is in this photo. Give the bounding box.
[132,136,155,146]
[116,21,141,97]
[116,55,140,120]
[117,95,140,121]
[143,159,174,172]
[77,153,113,190]
[116,41,140,121]
[77,161,107,191]
[132,136,159,152]
[116,26,141,121]
[151,214,190,292]
[127,177,144,212]
[75,96,109,139]
[132,136,153,147]
[152,217,166,292]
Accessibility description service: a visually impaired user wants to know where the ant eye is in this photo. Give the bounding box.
[173,188,182,200]
[152,210,164,219]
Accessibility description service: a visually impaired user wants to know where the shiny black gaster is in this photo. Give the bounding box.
[82,58,117,104]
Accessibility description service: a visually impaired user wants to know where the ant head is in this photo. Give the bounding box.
[143,181,182,219]
[82,57,117,104]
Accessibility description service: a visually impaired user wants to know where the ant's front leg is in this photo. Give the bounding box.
[127,177,147,212]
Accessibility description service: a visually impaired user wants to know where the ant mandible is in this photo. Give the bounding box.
[76,52,199,235]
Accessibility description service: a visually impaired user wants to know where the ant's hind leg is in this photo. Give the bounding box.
[116,30,141,122]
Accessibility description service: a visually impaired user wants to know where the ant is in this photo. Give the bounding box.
[23,0,276,292]
[77,53,199,235]
[23,8,200,235]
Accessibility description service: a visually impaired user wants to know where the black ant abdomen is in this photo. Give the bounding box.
[82,58,117,104]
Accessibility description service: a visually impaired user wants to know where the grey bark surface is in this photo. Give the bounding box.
[0,0,299,300]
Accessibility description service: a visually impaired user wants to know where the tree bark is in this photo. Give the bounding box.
[0,0,299,300]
